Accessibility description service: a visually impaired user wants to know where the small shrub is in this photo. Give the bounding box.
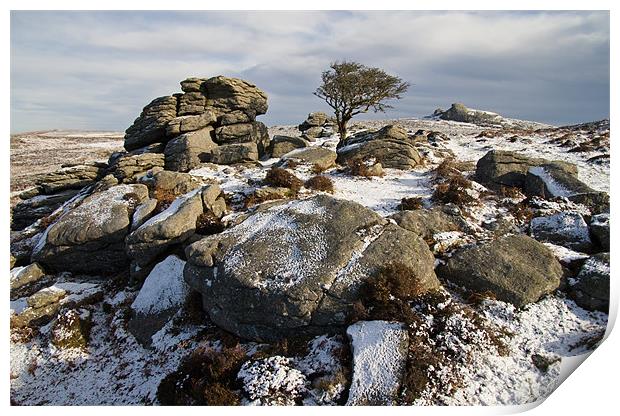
[195,212,225,235]
[264,167,303,192]
[399,196,423,211]
[305,175,334,193]
[432,175,475,206]
[345,158,374,178]
[311,163,328,174]
[203,382,240,405]
[498,185,522,199]
[153,187,178,212]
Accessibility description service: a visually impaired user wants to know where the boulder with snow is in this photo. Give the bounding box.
[184,195,440,341]
[10,286,66,328]
[530,212,593,252]
[11,189,81,231]
[10,263,46,291]
[337,125,423,170]
[475,150,576,191]
[569,253,609,312]
[32,184,150,275]
[437,103,503,126]
[589,213,610,251]
[525,164,595,199]
[51,308,92,350]
[128,255,191,345]
[437,234,563,307]
[126,188,204,267]
[269,135,310,158]
[346,320,409,405]
[279,147,337,171]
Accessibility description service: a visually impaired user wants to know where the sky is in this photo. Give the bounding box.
[10,10,610,133]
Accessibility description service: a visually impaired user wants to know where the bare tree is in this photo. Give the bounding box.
[314,61,410,146]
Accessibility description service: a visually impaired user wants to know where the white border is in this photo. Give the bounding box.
[2,1,616,415]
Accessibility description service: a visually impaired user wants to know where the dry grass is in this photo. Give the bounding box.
[311,163,328,174]
[432,175,475,206]
[153,187,179,212]
[264,167,303,192]
[305,175,334,193]
[195,212,225,235]
[157,344,247,405]
[399,197,423,211]
[345,158,382,178]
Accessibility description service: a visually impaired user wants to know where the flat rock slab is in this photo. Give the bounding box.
[346,320,409,406]
[438,234,563,307]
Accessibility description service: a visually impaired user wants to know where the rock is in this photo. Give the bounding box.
[164,127,218,172]
[438,103,503,126]
[10,263,45,291]
[475,150,580,192]
[525,164,594,198]
[126,188,204,267]
[109,152,165,183]
[128,255,190,345]
[201,184,226,217]
[166,110,217,137]
[280,147,337,171]
[531,212,593,252]
[178,92,207,116]
[19,187,41,200]
[366,163,384,177]
[219,110,252,126]
[180,77,207,93]
[437,234,563,307]
[207,142,259,164]
[568,192,610,215]
[337,125,423,170]
[131,199,158,231]
[32,184,149,275]
[569,253,609,312]
[36,163,105,194]
[346,321,409,406]
[10,255,16,269]
[214,121,270,156]
[269,135,310,158]
[204,76,268,118]
[184,195,439,341]
[124,95,178,151]
[11,286,67,328]
[301,126,325,140]
[51,308,92,350]
[146,170,204,196]
[11,189,81,231]
[390,207,462,240]
[590,213,610,251]
[300,112,328,128]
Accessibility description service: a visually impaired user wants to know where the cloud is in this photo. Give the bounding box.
[10,10,609,132]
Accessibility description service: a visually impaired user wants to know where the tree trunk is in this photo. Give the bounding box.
[336,118,349,149]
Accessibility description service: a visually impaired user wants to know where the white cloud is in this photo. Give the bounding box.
[10,10,609,132]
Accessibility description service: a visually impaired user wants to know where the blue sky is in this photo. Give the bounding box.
[10,10,610,132]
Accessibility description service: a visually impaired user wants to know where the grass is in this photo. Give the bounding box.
[305,175,334,193]
[152,187,179,212]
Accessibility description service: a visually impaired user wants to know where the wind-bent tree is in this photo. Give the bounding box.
[314,61,410,146]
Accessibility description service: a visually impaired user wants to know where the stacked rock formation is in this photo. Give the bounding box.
[298,112,332,140]
[123,76,270,171]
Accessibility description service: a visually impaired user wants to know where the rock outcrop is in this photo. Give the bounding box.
[437,103,503,126]
[298,112,332,140]
[337,125,423,170]
[123,76,270,167]
[184,195,440,341]
[269,135,310,158]
[437,234,563,307]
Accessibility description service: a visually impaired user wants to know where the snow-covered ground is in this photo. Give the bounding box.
[10,117,610,405]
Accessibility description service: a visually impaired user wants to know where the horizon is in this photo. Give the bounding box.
[10,10,610,133]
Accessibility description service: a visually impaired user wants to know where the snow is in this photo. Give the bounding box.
[130,255,189,315]
[528,166,573,197]
[346,320,408,405]
[530,212,592,247]
[238,356,308,405]
[543,243,589,264]
[438,295,607,405]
